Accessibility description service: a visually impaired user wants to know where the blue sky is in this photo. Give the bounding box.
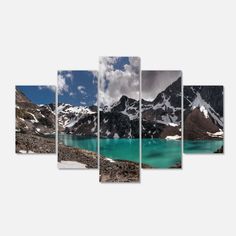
[58,70,97,106]
[113,57,130,70]
[16,86,55,104]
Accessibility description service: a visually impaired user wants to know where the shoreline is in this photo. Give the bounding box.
[58,144,98,168]
[58,143,151,182]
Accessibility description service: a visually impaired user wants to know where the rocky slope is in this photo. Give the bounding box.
[16,133,55,153]
[58,143,151,180]
[58,144,98,168]
[184,86,224,140]
[142,77,182,139]
[15,88,55,153]
[100,156,151,182]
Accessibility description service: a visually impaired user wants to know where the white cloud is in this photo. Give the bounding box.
[65,71,73,80]
[77,85,86,95]
[80,101,86,105]
[38,86,56,92]
[57,71,74,95]
[142,71,182,101]
[58,74,69,95]
[77,85,85,90]
[91,71,98,78]
[99,57,140,107]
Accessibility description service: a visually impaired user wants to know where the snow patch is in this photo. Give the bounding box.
[91,125,96,132]
[18,150,34,154]
[207,130,223,138]
[27,112,39,123]
[105,130,111,136]
[165,135,181,140]
[168,123,178,127]
[105,158,115,163]
[66,117,79,128]
[58,161,87,169]
[113,133,119,138]
[191,92,223,127]
[103,118,108,124]
[200,105,209,118]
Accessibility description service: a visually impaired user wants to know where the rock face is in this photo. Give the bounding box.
[15,88,55,153]
[142,77,182,139]
[184,86,224,140]
[100,95,139,138]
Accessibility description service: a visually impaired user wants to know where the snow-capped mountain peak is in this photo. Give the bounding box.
[185,88,223,128]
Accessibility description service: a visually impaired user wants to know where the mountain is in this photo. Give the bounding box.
[58,78,181,139]
[58,96,139,138]
[60,78,183,139]
[100,95,139,138]
[15,88,56,153]
[184,86,223,140]
[58,103,97,136]
[142,77,182,139]
[16,89,55,135]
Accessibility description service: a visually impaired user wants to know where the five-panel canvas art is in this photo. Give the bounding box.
[15,57,224,183]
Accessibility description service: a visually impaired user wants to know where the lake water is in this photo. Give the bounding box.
[58,134,97,152]
[100,138,139,163]
[142,138,181,168]
[184,140,223,153]
[58,134,183,168]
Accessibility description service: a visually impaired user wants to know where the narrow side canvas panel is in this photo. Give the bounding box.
[57,71,98,169]
[99,57,141,182]
[15,85,56,154]
[183,86,224,154]
[141,71,182,168]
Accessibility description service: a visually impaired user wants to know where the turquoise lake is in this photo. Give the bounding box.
[100,138,139,163]
[184,140,223,154]
[59,134,182,168]
[142,138,181,168]
[58,134,97,152]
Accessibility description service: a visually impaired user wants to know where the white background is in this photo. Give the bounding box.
[0,0,235,235]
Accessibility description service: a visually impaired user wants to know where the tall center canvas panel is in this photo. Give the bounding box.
[57,71,98,169]
[141,71,182,168]
[99,57,141,182]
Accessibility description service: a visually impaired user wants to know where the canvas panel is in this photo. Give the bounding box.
[141,71,182,168]
[57,71,98,168]
[99,57,141,182]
